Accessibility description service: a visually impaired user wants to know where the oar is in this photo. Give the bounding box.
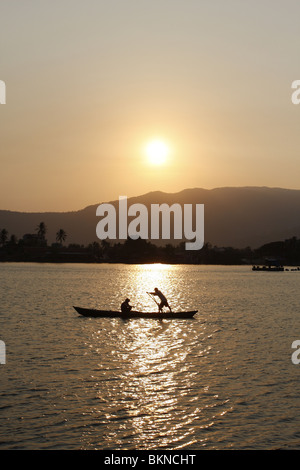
[146,291,160,308]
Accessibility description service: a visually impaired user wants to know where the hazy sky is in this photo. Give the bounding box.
[1,0,300,211]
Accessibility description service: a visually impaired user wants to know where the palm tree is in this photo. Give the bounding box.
[36,222,47,240]
[56,229,67,245]
[0,229,8,246]
[9,234,17,245]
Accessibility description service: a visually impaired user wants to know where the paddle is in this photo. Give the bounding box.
[146,291,160,309]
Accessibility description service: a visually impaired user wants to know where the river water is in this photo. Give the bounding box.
[0,262,300,450]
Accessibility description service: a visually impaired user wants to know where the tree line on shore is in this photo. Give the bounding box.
[1,222,300,265]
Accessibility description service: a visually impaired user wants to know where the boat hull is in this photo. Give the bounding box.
[73,306,197,319]
[252,266,284,271]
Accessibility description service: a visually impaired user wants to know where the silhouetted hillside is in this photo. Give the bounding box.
[1,187,300,248]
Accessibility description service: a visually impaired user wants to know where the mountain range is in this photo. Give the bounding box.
[1,187,300,249]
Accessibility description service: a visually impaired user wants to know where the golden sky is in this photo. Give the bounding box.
[1,0,300,211]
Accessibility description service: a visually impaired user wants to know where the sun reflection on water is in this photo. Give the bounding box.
[78,264,232,450]
[114,321,193,448]
[88,312,204,449]
[3,264,300,449]
[127,264,177,312]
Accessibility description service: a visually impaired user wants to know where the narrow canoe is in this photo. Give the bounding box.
[73,306,197,319]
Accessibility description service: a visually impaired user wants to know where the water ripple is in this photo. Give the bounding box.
[1,264,300,449]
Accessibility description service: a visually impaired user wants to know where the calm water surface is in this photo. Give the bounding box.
[1,262,300,449]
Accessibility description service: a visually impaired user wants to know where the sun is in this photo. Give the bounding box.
[145,139,169,165]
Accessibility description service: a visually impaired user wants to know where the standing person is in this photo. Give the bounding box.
[149,288,172,312]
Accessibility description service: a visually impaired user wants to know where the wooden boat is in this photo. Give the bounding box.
[73,306,197,319]
[252,258,284,272]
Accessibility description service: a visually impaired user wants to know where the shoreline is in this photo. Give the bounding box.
[1,259,300,270]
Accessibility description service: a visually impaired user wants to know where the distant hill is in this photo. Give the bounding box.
[1,187,300,249]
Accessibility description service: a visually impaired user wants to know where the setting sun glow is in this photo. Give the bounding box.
[145,140,169,165]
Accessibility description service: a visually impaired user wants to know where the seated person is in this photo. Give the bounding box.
[121,298,132,313]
